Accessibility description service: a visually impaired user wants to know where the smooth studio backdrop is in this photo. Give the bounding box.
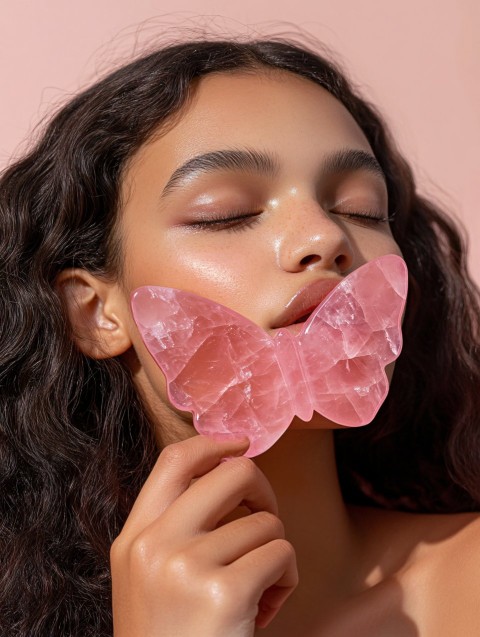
[1,1,478,280]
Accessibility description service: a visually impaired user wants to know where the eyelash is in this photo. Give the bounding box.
[186,209,394,233]
[331,209,394,227]
[187,211,262,233]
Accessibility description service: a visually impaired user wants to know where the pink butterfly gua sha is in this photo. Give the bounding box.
[131,254,408,457]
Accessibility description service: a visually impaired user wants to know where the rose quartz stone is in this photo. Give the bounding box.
[131,254,408,457]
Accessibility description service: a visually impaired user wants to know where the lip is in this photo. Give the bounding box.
[271,277,342,331]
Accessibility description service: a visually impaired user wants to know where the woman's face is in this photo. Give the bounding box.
[116,70,402,443]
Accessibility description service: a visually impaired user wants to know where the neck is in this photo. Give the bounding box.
[254,427,361,628]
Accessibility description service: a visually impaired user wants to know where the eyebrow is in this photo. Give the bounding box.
[323,148,386,184]
[160,148,279,200]
[159,147,386,200]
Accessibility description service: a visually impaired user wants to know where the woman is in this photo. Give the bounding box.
[1,36,480,636]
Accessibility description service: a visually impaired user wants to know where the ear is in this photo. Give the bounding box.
[55,268,132,359]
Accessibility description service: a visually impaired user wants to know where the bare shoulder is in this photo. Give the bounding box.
[387,509,480,636]
[410,511,480,635]
[349,506,480,636]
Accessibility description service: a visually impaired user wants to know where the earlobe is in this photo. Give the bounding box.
[55,269,132,359]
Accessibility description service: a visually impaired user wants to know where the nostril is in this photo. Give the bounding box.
[335,254,350,270]
[300,254,321,266]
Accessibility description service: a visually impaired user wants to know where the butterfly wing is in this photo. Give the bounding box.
[297,254,408,426]
[131,287,295,457]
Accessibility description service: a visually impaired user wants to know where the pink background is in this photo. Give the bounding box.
[1,2,478,281]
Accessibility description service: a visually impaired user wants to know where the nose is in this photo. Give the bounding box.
[274,200,354,274]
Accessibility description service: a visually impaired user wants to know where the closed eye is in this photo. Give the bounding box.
[185,210,263,232]
[330,209,395,227]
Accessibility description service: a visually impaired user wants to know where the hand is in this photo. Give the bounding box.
[110,435,298,637]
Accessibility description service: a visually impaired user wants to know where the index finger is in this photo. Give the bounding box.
[120,434,250,538]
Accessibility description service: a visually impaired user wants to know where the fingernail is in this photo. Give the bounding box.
[220,455,237,463]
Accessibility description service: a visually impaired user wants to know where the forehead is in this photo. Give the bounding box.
[124,70,373,188]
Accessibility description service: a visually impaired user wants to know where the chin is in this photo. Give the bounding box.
[289,412,343,430]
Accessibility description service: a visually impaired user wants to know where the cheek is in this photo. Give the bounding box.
[373,230,402,258]
[128,337,197,449]
[123,309,194,426]
[354,229,402,262]
[172,247,245,290]
[126,236,267,322]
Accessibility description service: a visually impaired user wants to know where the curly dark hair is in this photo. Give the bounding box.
[1,35,479,636]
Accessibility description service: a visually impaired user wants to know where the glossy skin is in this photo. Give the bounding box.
[118,70,401,443]
[130,255,407,456]
[59,71,480,636]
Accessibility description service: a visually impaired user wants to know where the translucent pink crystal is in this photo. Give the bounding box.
[131,255,408,457]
